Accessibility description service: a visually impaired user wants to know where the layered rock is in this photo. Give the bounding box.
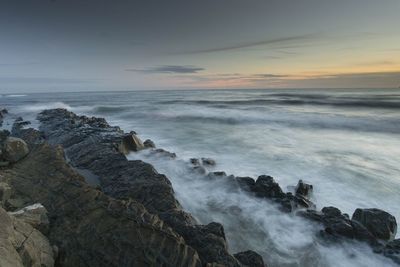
[0,206,54,267]
[1,143,202,267]
[33,109,259,266]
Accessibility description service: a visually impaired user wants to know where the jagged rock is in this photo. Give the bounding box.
[0,206,54,267]
[143,139,156,148]
[118,133,145,154]
[352,208,397,241]
[254,175,285,198]
[202,157,216,166]
[234,250,266,267]
[26,109,240,266]
[2,137,29,163]
[9,203,50,234]
[295,180,313,200]
[298,208,376,244]
[3,143,202,267]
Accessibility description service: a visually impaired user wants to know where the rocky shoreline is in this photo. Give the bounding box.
[0,108,399,266]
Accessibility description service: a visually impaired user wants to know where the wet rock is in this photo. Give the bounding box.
[36,109,237,266]
[151,148,177,158]
[190,158,200,165]
[143,138,155,148]
[295,180,313,200]
[2,137,29,163]
[118,133,145,154]
[298,208,377,244]
[382,239,400,264]
[254,175,285,198]
[236,177,256,191]
[202,157,216,166]
[234,250,266,267]
[352,208,397,241]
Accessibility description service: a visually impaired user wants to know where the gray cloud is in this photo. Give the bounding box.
[126,65,205,74]
[181,34,320,54]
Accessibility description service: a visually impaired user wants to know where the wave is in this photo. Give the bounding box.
[4,94,27,98]
[151,112,400,134]
[21,102,72,112]
[159,97,400,109]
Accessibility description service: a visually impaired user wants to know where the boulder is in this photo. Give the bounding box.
[118,133,145,154]
[9,203,50,234]
[2,137,29,163]
[234,250,266,267]
[0,207,54,267]
[295,180,313,200]
[202,158,216,166]
[352,208,397,241]
[143,139,156,148]
[254,175,285,198]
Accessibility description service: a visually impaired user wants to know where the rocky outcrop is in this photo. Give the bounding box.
[0,206,54,267]
[1,143,202,267]
[352,208,397,241]
[34,109,259,266]
[234,175,315,212]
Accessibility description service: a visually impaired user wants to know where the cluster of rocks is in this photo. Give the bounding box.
[1,107,399,266]
[0,108,266,267]
[189,160,400,264]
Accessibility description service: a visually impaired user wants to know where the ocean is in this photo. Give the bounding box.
[1,88,399,267]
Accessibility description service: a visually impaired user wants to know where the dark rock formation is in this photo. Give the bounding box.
[143,139,156,148]
[234,250,266,267]
[295,180,313,200]
[235,175,315,212]
[34,109,253,266]
[352,208,397,241]
[1,143,202,267]
[202,157,216,166]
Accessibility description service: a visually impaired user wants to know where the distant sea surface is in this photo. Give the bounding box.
[1,88,400,267]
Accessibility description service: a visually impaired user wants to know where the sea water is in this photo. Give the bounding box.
[1,89,399,266]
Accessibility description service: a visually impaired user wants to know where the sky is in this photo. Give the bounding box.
[0,0,400,93]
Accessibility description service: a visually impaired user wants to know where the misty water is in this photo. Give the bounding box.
[1,89,400,267]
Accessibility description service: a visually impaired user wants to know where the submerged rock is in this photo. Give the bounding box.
[143,138,156,148]
[352,208,397,241]
[202,157,216,166]
[234,250,266,267]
